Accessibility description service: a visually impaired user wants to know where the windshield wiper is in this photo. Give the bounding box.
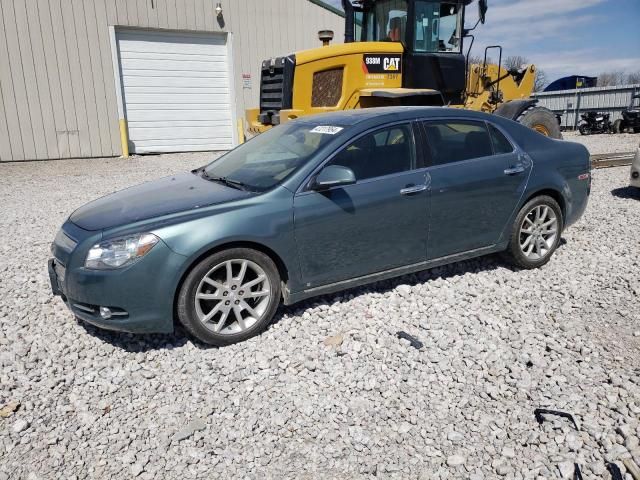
[200,171,254,191]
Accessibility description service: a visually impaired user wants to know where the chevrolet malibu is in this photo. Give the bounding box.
[49,107,591,346]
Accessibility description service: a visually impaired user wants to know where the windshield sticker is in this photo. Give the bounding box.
[310,126,344,135]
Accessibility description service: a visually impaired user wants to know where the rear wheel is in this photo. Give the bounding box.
[578,124,590,135]
[516,106,562,139]
[613,119,625,134]
[504,195,563,269]
[177,248,281,346]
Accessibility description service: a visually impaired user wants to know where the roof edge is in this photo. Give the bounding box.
[306,0,345,18]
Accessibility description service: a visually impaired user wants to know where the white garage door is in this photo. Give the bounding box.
[117,30,234,153]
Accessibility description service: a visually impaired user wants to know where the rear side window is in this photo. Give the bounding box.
[488,123,514,154]
[422,121,493,165]
[328,124,415,181]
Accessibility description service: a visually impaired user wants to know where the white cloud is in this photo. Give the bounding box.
[476,14,598,46]
[486,0,606,22]
[530,49,640,78]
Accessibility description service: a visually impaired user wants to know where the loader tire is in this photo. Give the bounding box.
[516,106,562,139]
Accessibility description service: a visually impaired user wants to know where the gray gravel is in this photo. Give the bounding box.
[563,131,639,155]
[1,153,639,479]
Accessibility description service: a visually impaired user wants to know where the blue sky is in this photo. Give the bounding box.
[321,0,640,82]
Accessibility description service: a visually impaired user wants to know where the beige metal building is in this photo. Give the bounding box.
[0,0,344,161]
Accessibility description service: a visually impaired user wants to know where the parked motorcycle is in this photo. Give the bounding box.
[578,111,612,135]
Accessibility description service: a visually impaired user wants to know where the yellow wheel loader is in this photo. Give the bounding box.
[245,0,561,139]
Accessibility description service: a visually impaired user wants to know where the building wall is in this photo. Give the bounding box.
[0,0,345,161]
[533,84,640,130]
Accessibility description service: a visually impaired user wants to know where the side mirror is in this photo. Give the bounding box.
[312,165,356,191]
[478,0,488,24]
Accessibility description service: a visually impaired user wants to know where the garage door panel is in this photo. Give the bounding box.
[120,51,229,63]
[122,76,231,88]
[124,93,230,104]
[126,109,232,122]
[117,29,233,153]
[135,137,233,147]
[120,58,227,73]
[118,34,225,54]
[128,120,231,128]
[124,86,230,95]
[129,126,232,140]
[122,69,227,79]
[133,138,232,150]
[131,145,230,153]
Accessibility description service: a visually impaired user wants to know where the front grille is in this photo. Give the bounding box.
[312,68,344,107]
[259,55,295,125]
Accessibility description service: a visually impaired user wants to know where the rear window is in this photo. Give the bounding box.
[423,120,493,165]
[488,123,514,154]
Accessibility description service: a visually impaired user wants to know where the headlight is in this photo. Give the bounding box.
[85,233,159,270]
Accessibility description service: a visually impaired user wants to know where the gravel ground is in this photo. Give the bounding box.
[1,153,639,480]
[563,131,639,155]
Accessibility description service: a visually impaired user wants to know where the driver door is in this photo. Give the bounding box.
[293,123,429,289]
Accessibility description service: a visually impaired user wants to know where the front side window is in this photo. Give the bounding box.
[423,120,493,165]
[204,123,346,191]
[327,124,415,181]
[360,0,409,43]
[414,1,462,53]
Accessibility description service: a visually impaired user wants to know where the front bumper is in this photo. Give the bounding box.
[49,237,187,334]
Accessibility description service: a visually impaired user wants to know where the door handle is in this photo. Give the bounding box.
[400,184,427,195]
[504,165,525,175]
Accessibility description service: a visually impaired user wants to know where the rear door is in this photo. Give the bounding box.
[293,123,429,288]
[420,119,530,259]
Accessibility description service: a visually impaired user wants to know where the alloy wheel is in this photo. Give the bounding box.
[519,205,558,260]
[194,259,271,335]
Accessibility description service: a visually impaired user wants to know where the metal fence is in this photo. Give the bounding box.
[532,84,640,130]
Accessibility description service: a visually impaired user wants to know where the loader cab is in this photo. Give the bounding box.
[345,0,474,103]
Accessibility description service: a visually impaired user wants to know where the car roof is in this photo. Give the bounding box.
[295,106,495,128]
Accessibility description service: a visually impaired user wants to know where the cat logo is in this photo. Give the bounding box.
[383,57,400,71]
[362,54,402,74]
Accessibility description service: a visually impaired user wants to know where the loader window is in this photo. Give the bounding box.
[414,1,462,53]
[360,0,409,43]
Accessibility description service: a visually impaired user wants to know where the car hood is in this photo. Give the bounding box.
[70,172,253,231]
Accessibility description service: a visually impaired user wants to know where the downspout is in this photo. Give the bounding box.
[342,0,355,43]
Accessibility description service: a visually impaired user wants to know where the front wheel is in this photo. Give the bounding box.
[177,248,281,346]
[516,106,562,139]
[578,124,590,135]
[503,196,564,269]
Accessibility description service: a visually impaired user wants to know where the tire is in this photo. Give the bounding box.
[613,119,625,134]
[177,248,281,346]
[578,124,589,135]
[503,195,564,270]
[516,106,562,139]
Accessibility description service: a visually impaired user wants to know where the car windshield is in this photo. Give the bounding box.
[202,123,346,192]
